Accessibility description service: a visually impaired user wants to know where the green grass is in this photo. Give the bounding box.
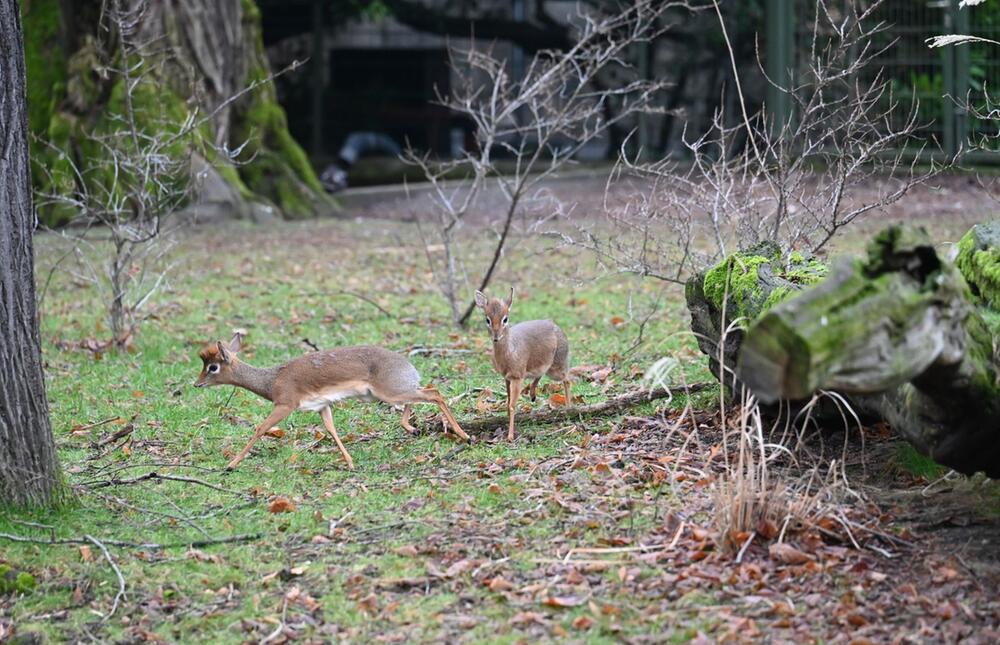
[892,443,947,480]
[1,218,712,642]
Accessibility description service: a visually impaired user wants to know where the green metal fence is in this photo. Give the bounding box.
[767,0,1000,159]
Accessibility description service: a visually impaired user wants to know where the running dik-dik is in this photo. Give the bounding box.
[194,331,469,469]
[475,288,572,441]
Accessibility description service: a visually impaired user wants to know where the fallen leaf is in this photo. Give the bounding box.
[475,389,495,414]
[756,518,778,540]
[445,559,475,578]
[265,428,285,439]
[393,544,419,557]
[846,612,869,627]
[610,315,626,326]
[268,497,297,513]
[769,543,814,565]
[543,595,584,608]
[79,545,92,562]
[572,615,594,630]
[186,548,222,564]
[510,611,547,626]
[487,576,514,592]
[357,592,378,614]
[590,366,613,382]
[549,393,567,406]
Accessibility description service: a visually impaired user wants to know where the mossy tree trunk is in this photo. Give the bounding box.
[0,0,63,506]
[687,222,1000,478]
[22,0,330,226]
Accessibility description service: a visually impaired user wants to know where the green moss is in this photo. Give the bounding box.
[784,253,829,285]
[702,242,781,313]
[981,308,1000,338]
[955,225,1000,308]
[0,565,36,595]
[761,285,792,311]
[702,243,828,324]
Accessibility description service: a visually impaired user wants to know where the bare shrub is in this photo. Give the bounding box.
[568,0,946,285]
[404,1,689,326]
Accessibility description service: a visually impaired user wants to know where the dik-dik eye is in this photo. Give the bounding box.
[208,364,220,374]
[485,316,491,326]
[502,316,508,325]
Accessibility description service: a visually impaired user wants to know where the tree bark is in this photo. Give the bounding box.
[0,0,63,506]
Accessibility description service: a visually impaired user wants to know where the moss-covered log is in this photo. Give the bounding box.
[22,0,332,226]
[721,222,1000,477]
[685,241,828,389]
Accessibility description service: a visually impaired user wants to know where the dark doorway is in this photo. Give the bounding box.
[327,48,452,157]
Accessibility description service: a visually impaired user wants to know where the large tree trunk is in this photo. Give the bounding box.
[686,222,1000,478]
[0,0,63,506]
[22,0,331,227]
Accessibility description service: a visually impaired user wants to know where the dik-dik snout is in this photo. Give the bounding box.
[475,287,513,343]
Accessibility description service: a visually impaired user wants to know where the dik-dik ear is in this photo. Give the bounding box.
[229,328,247,353]
[474,290,488,309]
[217,341,232,363]
[504,287,514,310]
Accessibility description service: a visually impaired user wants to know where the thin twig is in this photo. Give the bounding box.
[85,535,126,623]
[82,471,247,497]
[0,531,262,550]
[735,530,756,564]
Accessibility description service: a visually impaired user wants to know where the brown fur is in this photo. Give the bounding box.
[475,288,572,441]
[194,332,469,469]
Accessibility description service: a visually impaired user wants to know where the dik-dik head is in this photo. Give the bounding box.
[474,288,514,344]
[194,330,246,388]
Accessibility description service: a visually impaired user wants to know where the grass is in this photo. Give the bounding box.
[1,218,712,642]
[892,443,947,481]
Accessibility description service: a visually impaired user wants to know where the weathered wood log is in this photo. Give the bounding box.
[457,383,714,434]
[685,241,828,390]
[734,223,1000,477]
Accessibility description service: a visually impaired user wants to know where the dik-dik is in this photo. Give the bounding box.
[475,289,572,441]
[194,331,469,470]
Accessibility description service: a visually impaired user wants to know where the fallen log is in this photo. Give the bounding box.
[685,240,829,390]
[736,223,1000,476]
[457,382,714,434]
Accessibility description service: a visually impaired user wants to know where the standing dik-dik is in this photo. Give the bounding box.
[194,331,469,470]
[475,289,572,441]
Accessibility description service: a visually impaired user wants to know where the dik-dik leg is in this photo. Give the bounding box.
[507,378,523,441]
[374,386,470,442]
[400,404,415,433]
[227,405,293,470]
[528,377,541,402]
[320,406,355,470]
